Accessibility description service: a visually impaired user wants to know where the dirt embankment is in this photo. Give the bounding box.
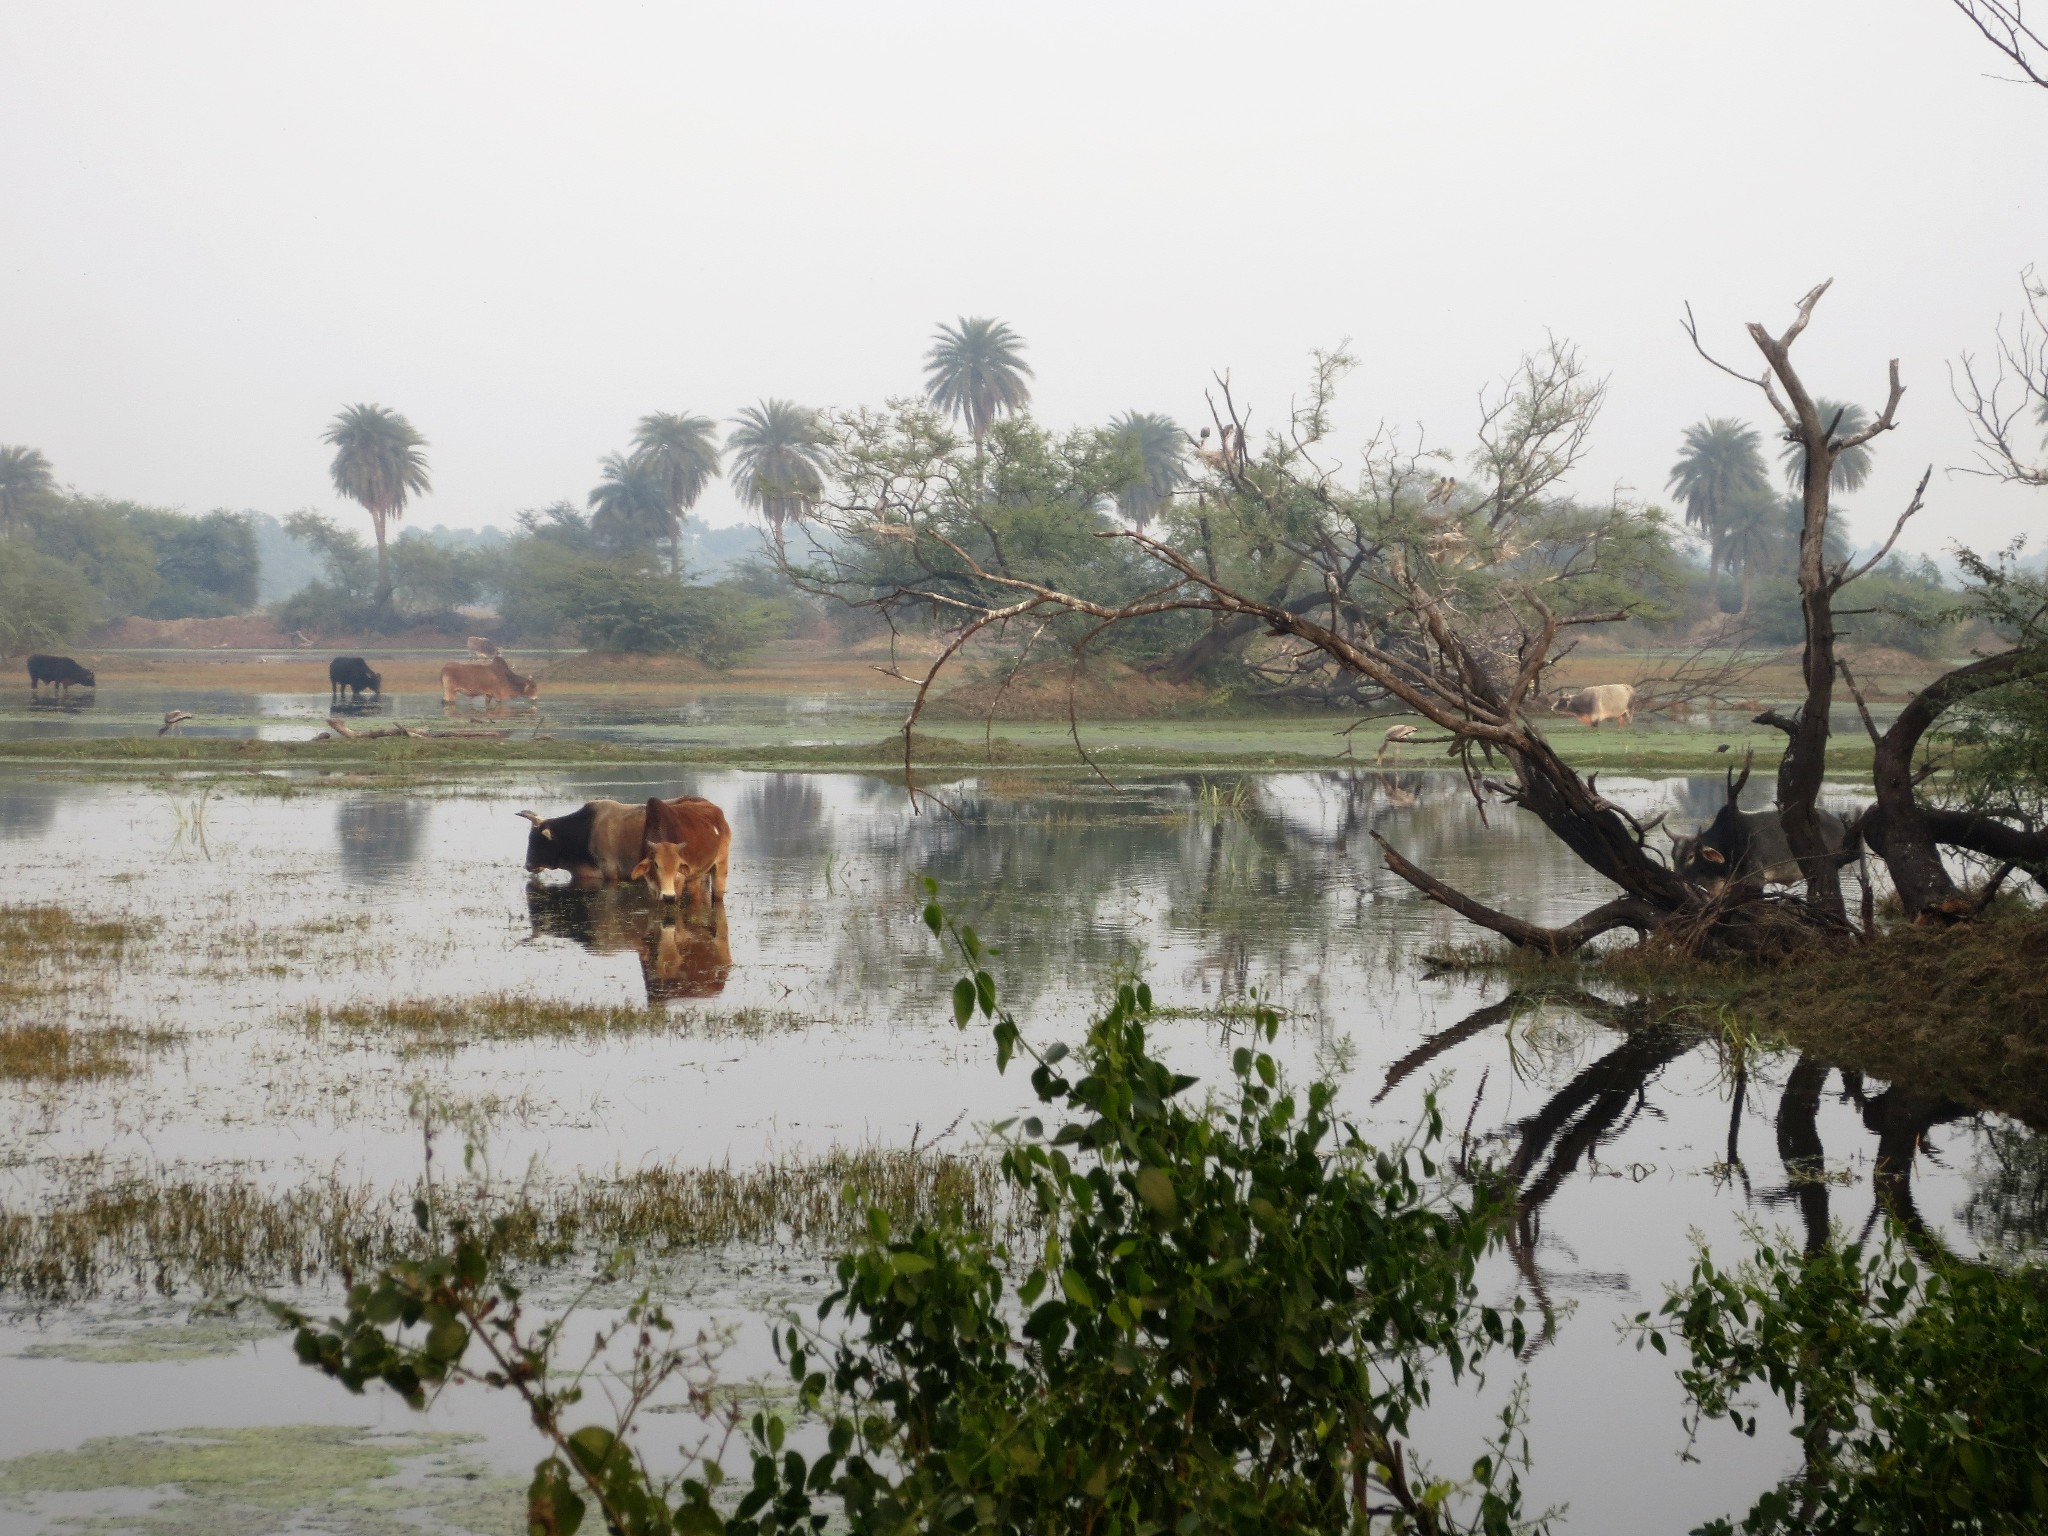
[927,659,1216,722]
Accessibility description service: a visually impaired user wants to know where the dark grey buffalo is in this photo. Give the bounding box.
[28,654,95,694]
[1673,766,1852,888]
[328,656,382,703]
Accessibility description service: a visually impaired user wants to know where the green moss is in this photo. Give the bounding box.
[0,1424,520,1536]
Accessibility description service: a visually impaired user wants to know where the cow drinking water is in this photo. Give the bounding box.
[28,655,95,694]
[1550,682,1635,728]
[443,656,538,707]
[328,656,382,703]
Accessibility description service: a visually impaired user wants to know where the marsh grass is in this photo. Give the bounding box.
[295,995,815,1055]
[0,906,170,1079]
[0,1022,166,1082]
[0,1148,1010,1301]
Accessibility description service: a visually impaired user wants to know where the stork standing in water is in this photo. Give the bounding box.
[1376,723,1418,765]
[159,710,194,737]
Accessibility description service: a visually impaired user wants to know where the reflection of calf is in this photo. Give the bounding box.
[639,910,732,1001]
[632,795,731,906]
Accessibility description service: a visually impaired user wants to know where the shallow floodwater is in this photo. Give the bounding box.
[0,766,2037,1534]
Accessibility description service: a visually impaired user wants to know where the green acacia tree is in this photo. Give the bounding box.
[323,404,431,609]
[1668,418,1771,609]
[728,399,830,545]
[925,316,1034,457]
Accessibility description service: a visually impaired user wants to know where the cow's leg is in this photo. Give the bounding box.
[713,848,728,903]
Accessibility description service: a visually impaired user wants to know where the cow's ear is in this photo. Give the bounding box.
[540,827,553,841]
[631,859,650,880]
[1702,847,1724,864]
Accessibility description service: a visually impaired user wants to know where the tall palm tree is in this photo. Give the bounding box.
[1668,418,1770,608]
[632,413,722,579]
[1722,495,1784,617]
[588,452,672,559]
[728,400,830,543]
[924,317,1033,452]
[1107,412,1185,532]
[1778,397,1875,495]
[323,404,430,608]
[0,445,56,537]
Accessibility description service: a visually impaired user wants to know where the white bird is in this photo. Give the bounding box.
[1376,723,1418,766]
[159,710,194,737]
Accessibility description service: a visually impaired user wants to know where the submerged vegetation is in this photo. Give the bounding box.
[0,1149,1006,1303]
[296,996,814,1055]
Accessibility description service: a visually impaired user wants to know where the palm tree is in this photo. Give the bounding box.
[728,399,830,543]
[0,445,56,537]
[323,405,430,608]
[1107,412,1185,531]
[588,452,672,560]
[1667,418,1769,608]
[1722,495,1784,617]
[1779,397,1875,495]
[631,413,722,579]
[924,317,1033,452]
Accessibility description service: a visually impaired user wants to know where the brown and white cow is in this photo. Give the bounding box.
[466,636,502,659]
[631,795,731,906]
[1550,682,1635,729]
[443,656,538,706]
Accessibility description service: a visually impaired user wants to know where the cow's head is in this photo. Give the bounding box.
[79,666,96,687]
[514,672,539,700]
[518,808,558,871]
[632,842,699,903]
[366,667,383,696]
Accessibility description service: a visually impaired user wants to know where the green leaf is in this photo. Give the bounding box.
[952,978,975,1028]
[1134,1167,1178,1217]
[566,1426,616,1473]
[975,970,997,1015]
[527,1459,585,1536]
[892,1251,935,1276]
[1060,1267,1097,1308]
[923,901,943,934]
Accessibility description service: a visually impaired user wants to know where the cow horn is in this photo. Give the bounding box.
[516,810,543,825]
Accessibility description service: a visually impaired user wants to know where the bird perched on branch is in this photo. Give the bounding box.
[1425,476,1458,507]
[159,710,194,737]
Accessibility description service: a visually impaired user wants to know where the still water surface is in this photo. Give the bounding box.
[0,766,2036,1533]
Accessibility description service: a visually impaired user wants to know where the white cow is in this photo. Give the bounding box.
[1551,683,1635,728]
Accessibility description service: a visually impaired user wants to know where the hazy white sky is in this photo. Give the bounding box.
[2,1,2041,558]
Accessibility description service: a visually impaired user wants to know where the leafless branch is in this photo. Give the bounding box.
[1835,466,1933,588]
[1951,0,2048,86]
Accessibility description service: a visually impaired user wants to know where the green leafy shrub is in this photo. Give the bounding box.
[1638,1231,2048,1534]
[273,892,1545,1535]
[0,540,102,655]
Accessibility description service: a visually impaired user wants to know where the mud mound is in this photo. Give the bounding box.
[928,659,1212,721]
[94,614,295,649]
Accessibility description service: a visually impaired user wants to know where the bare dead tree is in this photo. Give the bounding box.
[1953,269,2048,488]
[1951,0,2048,87]
[782,344,1856,958]
[1683,280,1926,920]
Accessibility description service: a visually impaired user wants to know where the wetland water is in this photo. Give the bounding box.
[0,765,2039,1533]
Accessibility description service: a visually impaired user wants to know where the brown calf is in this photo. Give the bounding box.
[631,795,731,906]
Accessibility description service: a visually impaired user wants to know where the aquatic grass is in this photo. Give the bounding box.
[0,1148,1011,1301]
[294,995,815,1055]
[0,1022,150,1082]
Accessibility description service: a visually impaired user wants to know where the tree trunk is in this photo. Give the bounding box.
[671,514,683,582]
[1867,645,2048,917]
[373,510,392,610]
[1738,559,1753,616]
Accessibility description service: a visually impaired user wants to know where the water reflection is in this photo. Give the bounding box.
[0,781,60,839]
[640,910,732,1001]
[737,774,825,859]
[524,883,732,1003]
[334,799,432,882]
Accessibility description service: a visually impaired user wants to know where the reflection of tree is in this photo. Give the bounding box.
[335,799,431,883]
[0,782,60,840]
[1958,1120,2048,1261]
[736,774,825,860]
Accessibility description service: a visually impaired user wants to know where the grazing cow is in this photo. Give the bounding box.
[28,655,95,694]
[328,656,382,703]
[631,795,732,906]
[639,910,732,1001]
[519,799,651,885]
[442,655,538,706]
[1672,765,1851,889]
[1551,682,1635,729]
[466,636,501,659]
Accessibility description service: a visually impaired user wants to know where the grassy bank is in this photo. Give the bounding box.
[0,724,1860,778]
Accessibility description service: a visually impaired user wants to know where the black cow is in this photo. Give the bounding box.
[1672,762,1851,889]
[328,656,382,703]
[28,654,95,693]
[517,799,648,886]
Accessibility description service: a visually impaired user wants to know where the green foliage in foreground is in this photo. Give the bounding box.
[1638,1231,2048,1535]
[0,538,102,654]
[272,892,1544,1535]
